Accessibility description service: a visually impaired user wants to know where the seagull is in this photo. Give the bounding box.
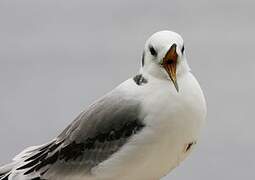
[0,30,206,180]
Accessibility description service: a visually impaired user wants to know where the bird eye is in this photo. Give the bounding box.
[149,45,157,56]
[181,45,185,54]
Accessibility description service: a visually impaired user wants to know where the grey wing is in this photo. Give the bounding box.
[13,91,145,179]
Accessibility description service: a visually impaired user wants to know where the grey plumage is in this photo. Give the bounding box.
[0,90,145,179]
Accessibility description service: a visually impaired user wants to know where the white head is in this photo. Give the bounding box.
[141,30,190,92]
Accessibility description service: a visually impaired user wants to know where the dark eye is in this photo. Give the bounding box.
[149,45,157,56]
[181,45,185,54]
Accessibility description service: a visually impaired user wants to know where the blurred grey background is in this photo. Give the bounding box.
[0,0,254,179]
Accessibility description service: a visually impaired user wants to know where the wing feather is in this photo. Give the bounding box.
[7,90,145,179]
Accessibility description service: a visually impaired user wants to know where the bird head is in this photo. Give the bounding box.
[141,31,190,92]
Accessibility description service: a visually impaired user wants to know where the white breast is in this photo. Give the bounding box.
[90,72,206,180]
[136,72,206,179]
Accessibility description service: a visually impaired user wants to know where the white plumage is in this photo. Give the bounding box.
[0,30,206,180]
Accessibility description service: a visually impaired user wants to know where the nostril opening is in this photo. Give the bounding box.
[185,142,193,152]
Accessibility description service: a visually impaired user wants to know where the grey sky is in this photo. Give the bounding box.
[0,0,254,179]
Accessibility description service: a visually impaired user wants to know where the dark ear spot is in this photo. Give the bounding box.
[133,74,148,85]
[142,51,145,66]
[149,45,157,56]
